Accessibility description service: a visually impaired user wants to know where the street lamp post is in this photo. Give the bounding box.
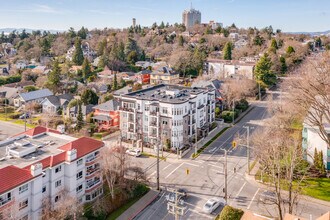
[232,100,235,125]
[243,126,252,175]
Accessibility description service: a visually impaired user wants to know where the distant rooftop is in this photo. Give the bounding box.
[120,84,213,104]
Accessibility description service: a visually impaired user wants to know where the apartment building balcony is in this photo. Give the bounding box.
[150,111,158,116]
[85,179,102,193]
[85,155,100,166]
[190,119,196,124]
[207,100,215,104]
[86,168,101,179]
[0,197,14,209]
[149,121,158,126]
[128,118,135,123]
[190,109,196,114]
[119,107,134,112]
[149,133,158,138]
[128,127,135,132]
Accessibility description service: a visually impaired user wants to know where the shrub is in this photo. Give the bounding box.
[221,111,239,123]
[217,205,244,220]
[131,183,149,198]
[9,113,21,119]
[235,99,249,112]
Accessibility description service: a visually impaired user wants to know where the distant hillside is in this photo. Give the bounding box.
[0,28,63,35]
[287,30,330,36]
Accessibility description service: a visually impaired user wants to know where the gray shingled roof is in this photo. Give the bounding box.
[93,99,120,111]
[19,89,53,102]
[43,93,74,107]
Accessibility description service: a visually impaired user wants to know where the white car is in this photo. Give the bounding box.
[126,149,142,157]
[203,197,226,214]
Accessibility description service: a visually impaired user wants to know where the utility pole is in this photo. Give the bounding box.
[24,107,27,131]
[167,188,186,220]
[258,83,261,100]
[232,100,235,125]
[243,126,252,175]
[224,149,228,203]
[195,122,197,155]
[156,141,160,191]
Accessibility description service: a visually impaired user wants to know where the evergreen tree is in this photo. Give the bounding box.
[46,59,61,93]
[223,42,232,60]
[140,50,146,61]
[77,26,88,39]
[72,37,84,65]
[159,21,165,29]
[313,148,319,168]
[81,58,91,81]
[286,46,295,55]
[76,101,83,131]
[279,56,287,74]
[127,51,138,64]
[254,53,276,86]
[120,78,126,88]
[81,89,99,105]
[124,37,138,57]
[178,35,184,47]
[319,151,326,175]
[112,73,118,90]
[270,39,278,53]
[315,37,322,48]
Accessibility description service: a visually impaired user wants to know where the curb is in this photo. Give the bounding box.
[128,190,160,220]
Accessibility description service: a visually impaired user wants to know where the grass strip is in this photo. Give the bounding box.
[192,127,230,159]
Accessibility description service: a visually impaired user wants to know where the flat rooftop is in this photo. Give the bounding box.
[0,132,76,169]
[123,84,212,104]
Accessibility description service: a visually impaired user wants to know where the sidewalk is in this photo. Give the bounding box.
[116,189,160,220]
[245,161,330,207]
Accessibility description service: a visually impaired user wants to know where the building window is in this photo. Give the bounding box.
[76,171,83,180]
[55,180,61,188]
[86,195,91,201]
[76,184,83,193]
[19,184,28,194]
[42,186,46,193]
[55,195,60,203]
[77,158,83,166]
[162,107,168,114]
[55,166,62,173]
[19,199,28,210]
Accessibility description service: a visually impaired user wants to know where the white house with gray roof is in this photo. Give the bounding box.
[14,89,53,108]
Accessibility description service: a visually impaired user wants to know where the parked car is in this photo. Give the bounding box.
[19,113,30,119]
[259,190,277,203]
[203,197,226,214]
[166,189,187,205]
[126,149,142,157]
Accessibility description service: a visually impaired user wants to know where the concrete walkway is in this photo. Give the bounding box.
[117,189,160,220]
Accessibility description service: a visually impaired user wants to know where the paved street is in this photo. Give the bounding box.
[0,120,25,140]
[131,100,330,220]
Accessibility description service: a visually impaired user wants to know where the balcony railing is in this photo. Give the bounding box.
[149,133,157,138]
[128,128,135,132]
[119,107,134,112]
[190,119,196,124]
[86,179,101,190]
[190,109,196,114]
[150,121,157,126]
[86,154,99,164]
[150,111,157,116]
[0,197,12,207]
[86,167,100,177]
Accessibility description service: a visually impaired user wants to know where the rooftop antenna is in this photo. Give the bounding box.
[190,1,193,10]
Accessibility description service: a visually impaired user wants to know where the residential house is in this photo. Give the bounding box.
[115,84,216,149]
[0,126,104,220]
[41,94,74,115]
[150,66,180,85]
[14,89,53,108]
[15,60,28,69]
[135,61,154,69]
[65,104,94,121]
[92,99,120,132]
[0,87,20,105]
[136,70,152,84]
[192,79,223,102]
[31,65,48,74]
[120,72,136,81]
[4,81,35,89]
[204,59,255,80]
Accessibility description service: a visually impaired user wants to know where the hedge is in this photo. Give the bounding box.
[217,205,244,220]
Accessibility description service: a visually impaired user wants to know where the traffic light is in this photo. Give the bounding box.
[186,168,190,175]
[232,141,237,148]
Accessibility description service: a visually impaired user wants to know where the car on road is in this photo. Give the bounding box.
[166,189,187,205]
[259,190,277,203]
[19,113,30,119]
[126,149,142,157]
[203,197,226,214]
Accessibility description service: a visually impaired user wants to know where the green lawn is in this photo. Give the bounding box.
[299,178,330,201]
[255,169,330,202]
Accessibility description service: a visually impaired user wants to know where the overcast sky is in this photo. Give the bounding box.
[0,0,329,32]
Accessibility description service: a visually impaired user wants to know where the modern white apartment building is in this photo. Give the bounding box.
[0,126,104,220]
[182,7,201,29]
[115,84,216,149]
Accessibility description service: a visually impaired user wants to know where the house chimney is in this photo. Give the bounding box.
[30,163,43,176]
